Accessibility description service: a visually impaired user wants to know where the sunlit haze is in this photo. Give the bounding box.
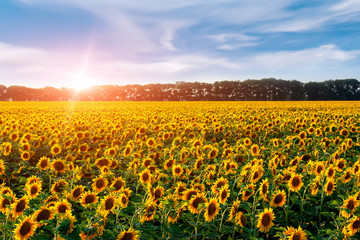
[1,0,360,88]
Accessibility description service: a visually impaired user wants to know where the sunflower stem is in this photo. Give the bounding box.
[194,208,203,240]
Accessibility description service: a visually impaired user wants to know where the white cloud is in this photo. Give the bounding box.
[245,44,360,70]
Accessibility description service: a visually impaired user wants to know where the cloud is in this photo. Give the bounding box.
[244,44,360,70]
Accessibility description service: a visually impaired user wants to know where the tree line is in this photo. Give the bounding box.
[0,78,359,101]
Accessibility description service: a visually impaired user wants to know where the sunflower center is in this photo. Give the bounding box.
[328,169,334,177]
[345,172,351,180]
[122,196,127,205]
[154,189,162,199]
[241,214,247,226]
[327,182,334,192]
[96,179,105,189]
[16,200,26,212]
[113,180,124,190]
[207,203,216,215]
[142,173,149,182]
[122,232,134,240]
[37,209,50,221]
[274,194,283,204]
[40,160,48,168]
[31,186,38,195]
[338,162,345,169]
[253,172,259,180]
[175,168,181,174]
[85,195,95,204]
[262,184,268,194]
[54,162,65,171]
[292,177,300,187]
[54,182,65,193]
[293,233,301,240]
[2,198,10,208]
[192,197,206,209]
[221,190,228,200]
[244,191,251,197]
[353,220,360,229]
[105,198,114,210]
[73,188,81,198]
[186,191,197,200]
[347,200,355,211]
[20,221,31,236]
[58,204,67,213]
[261,213,271,227]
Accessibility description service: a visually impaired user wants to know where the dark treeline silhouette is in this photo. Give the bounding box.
[0,78,359,101]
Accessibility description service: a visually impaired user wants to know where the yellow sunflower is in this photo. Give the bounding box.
[116,227,139,240]
[188,193,207,214]
[341,196,359,218]
[92,175,108,192]
[55,199,72,214]
[347,216,360,236]
[204,198,219,222]
[51,159,67,173]
[257,207,275,233]
[33,207,53,224]
[324,179,336,196]
[80,192,98,207]
[288,174,303,192]
[51,144,62,156]
[172,164,184,177]
[26,182,42,199]
[270,190,287,208]
[139,169,152,185]
[218,185,230,205]
[11,196,29,219]
[13,217,37,240]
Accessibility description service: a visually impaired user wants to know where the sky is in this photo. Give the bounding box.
[1,0,360,89]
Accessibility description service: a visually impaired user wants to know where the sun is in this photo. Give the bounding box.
[70,71,96,91]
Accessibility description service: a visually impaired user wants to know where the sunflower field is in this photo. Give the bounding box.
[1,101,360,240]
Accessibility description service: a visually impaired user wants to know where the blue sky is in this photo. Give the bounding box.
[1,0,360,88]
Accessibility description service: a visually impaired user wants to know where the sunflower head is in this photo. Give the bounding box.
[204,198,219,222]
[257,207,275,233]
[288,174,303,192]
[270,190,287,208]
[13,217,37,240]
[116,227,139,240]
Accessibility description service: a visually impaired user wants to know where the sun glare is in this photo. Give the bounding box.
[70,72,96,91]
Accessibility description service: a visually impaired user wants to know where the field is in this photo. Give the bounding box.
[1,101,360,240]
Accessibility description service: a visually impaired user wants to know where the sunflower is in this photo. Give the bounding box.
[211,177,229,194]
[270,190,286,208]
[92,175,108,192]
[51,159,66,173]
[288,174,303,192]
[37,157,50,171]
[68,185,84,201]
[11,196,29,219]
[232,212,246,228]
[175,182,187,199]
[342,170,352,183]
[0,194,15,214]
[146,138,155,147]
[326,165,336,179]
[51,179,68,194]
[51,144,62,156]
[347,216,360,236]
[26,182,42,199]
[208,148,218,159]
[229,199,241,221]
[284,226,307,240]
[259,179,269,201]
[257,207,275,233]
[341,196,359,218]
[2,142,12,156]
[151,186,164,201]
[123,146,132,157]
[139,169,152,185]
[140,200,157,222]
[164,159,175,170]
[21,151,31,161]
[119,193,129,208]
[0,159,5,175]
[204,198,219,222]
[101,194,117,212]
[33,207,53,224]
[172,164,184,177]
[250,144,260,156]
[80,192,98,207]
[188,193,207,214]
[324,179,336,196]
[336,159,346,172]
[242,184,255,201]
[13,217,37,240]
[55,199,72,214]
[111,177,126,192]
[95,157,112,169]
[314,162,324,175]
[180,187,197,201]
[299,131,307,140]
[116,227,139,240]
[218,185,230,205]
